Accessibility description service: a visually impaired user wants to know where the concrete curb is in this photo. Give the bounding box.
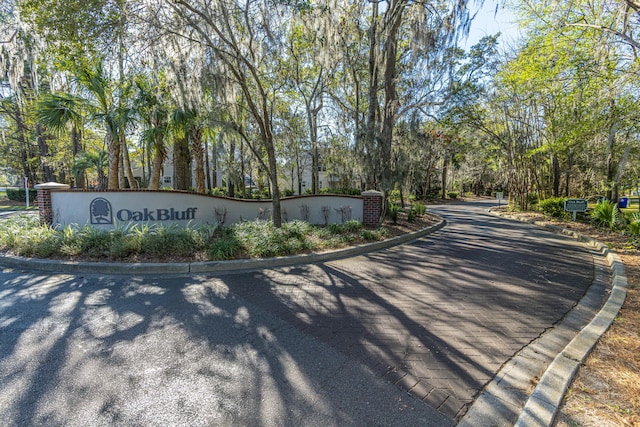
[0,219,446,275]
[463,211,628,427]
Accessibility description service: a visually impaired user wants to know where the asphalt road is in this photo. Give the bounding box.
[0,200,600,426]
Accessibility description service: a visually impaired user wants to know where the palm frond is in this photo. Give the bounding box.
[36,93,84,134]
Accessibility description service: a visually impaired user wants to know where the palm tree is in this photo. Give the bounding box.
[73,150,108,189]
[170,107,208,193]
[75,61,137,189]
[190,122,206,194]
[170,108,193,191]
[133,73,170,190]
[36,93,86,187]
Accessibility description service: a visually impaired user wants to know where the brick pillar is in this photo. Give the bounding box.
[362,190,383,227]
[34,182,70,226]
[36,189,53,225]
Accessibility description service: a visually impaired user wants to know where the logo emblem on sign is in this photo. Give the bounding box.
[90,198,113,224]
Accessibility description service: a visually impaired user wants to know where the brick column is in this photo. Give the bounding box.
[362,190,383,227]
[36,189,53,225]
[34,183,70,226]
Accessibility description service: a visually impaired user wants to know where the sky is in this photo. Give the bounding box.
[463,0,520,49]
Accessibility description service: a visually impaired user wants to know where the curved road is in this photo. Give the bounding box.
[0,200,605,426]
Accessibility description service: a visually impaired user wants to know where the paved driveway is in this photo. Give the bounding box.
[0,200,602,425]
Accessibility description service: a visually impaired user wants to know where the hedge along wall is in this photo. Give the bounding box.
[45,189,377,229]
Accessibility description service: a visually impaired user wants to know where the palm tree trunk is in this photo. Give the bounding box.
[190,125,206,193]
[173,134,191,190]
[72,126,86,188]
[122,133,138,188]
[107,131,120,189]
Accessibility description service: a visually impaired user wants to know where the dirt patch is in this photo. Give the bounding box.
[381,211,442,237]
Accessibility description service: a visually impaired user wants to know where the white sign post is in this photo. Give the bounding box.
[24,177,29,208]
[496,191,504,207]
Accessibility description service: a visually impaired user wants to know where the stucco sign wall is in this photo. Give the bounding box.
[50,190,364,229]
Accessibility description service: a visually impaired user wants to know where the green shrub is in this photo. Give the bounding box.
[539,197,568,219]
[233,220,308,257]
[6,188,37,202]
[0,213,391,262]
[377,227,390,238]
[76,225,113,257]
[425,189,441,199]
[388,202,400,223]
[282,220,313,239]
[412,202,427,216]
[526,192,539,206]
[591,200,619,230]
[336,220,362,233]
[407,207,417,222]
[360,229,376,240]
[207,229,242,260]
[209,187,228,197]
[627,217,640,236]
[318,187,361,196]
[141,225,201,257]
[19,224,60,257]
[0,215,35,250]
[387,189,401,205]
[447,192,458,199]
[110,234,140,259]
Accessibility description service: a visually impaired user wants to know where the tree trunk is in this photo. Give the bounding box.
[307,99,321,194]
[267,141,282,227]
[13,106,35,184]
[72,125,85,188]
[173,134,191,190]
[606,122,619,201]
[107,129,120,189]
[36,124,55,182]
[205,137,212,191]
[379,2,404,195]
[311,128,319,194]
[552,154,560,197]
[365,0,379,191]
[190,125,206,193]
[121,132,138,188]
[148,134,165,190]
[228,135,237,197]
[441,156,448,199]
[564,152,573,197]
[296,145,303,195]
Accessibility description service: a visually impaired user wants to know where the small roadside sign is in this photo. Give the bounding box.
[496,191,504,207]
[564,198,588,221]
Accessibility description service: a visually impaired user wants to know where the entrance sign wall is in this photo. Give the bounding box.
[45,189,368,228]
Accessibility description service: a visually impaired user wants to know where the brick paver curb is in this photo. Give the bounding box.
[0,219,446,275]
[459,210,628,427]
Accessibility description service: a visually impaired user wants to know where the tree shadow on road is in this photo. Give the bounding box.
[0,267,453,426]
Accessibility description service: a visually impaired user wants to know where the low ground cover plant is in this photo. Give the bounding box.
[0,216,391,261]
[590,199,620,230]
